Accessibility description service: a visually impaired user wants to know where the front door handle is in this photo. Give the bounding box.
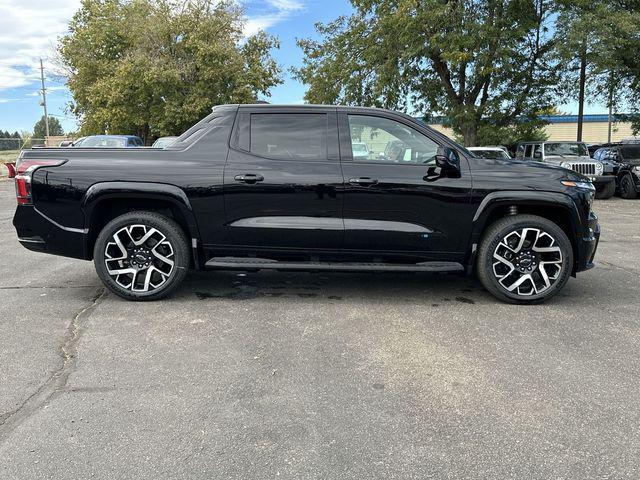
[234,173,264,184]
[349,177,378,186]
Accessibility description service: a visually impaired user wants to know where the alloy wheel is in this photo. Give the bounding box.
[104,224,175,292]
[492,227,563,296]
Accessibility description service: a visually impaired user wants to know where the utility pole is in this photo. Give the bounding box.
[39,58,49,138]
[607,71,614,144]
[607,100,613,144]
[576,45,587,142]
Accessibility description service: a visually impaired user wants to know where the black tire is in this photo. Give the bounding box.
[595,180,616,200]
[93,211,189,301]
[477,214,574,304]
[619,174,638,199]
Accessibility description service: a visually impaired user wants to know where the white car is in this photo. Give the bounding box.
[468,146,511,159]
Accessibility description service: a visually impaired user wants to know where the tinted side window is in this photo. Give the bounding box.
[533,144,542,158]
[621,146,640,161]
[250,113,327,161]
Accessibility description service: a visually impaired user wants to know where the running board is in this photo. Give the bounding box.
[204,257,464,273]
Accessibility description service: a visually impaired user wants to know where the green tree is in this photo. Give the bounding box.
[58,0,282,143]
[597,1,640,134]
[554,0,639,141]
[33,115,64,138]
[295,0,558,146]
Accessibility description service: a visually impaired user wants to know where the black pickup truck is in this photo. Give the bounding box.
[13,104,600,303]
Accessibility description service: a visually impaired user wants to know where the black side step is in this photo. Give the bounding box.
[204,257,464,273]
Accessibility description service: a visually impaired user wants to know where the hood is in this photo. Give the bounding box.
[545,155,594,162]
[469,156,590,188]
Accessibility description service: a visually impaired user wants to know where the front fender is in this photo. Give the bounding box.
[467,190,584,268]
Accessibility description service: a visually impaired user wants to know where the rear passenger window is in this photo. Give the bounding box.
[250,113,327,161]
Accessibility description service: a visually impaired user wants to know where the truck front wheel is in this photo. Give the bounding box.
[619,174,638,199]
[477,214,574,304]
[93,211,190,301]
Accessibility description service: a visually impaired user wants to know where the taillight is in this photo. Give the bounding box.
[15,159,67,205]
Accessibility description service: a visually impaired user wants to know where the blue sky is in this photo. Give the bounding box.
[0,0,606,135]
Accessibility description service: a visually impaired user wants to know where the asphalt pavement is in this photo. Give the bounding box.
[0,179,639,479]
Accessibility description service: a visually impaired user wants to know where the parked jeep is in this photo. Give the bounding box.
[516,141,616,199]
[594,144,640,199]
[13,104,600,304]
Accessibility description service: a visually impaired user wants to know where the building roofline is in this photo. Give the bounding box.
[426,113,633,125]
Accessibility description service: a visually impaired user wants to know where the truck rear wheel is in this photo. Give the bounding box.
[477,214,573,304]
[93,211,189,301]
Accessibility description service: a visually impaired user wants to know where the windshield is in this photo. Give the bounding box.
[471,149,510,159]
[544,142,588,157]
[81,137,127,148]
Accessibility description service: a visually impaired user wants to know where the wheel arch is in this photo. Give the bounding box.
[468,191,582,273]
[82,182,200,262]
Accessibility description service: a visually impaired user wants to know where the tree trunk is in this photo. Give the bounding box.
[460,123,478,147]
[138,123,151,145]
[577,45,587,142]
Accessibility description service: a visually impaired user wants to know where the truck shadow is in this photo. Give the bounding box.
[180,270,487,305]
[176,268,605,307]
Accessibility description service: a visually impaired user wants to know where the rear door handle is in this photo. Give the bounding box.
[234,173,264,184]
[349,177,378,186]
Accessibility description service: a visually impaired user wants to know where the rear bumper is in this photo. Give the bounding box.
[13,205,88,260]
[575,211,600,273]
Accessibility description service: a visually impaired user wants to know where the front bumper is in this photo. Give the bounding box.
[575,211,600,273]
[586,175,615,188]
[13,205,88,260]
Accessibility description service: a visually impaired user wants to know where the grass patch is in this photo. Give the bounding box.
[0,150,19,164]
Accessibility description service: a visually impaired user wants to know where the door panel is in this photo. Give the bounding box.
[223,109,344,250]
[339,113,473,256]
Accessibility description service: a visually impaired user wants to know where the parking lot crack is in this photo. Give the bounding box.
[0,288,107,442]
[598,260,639,276]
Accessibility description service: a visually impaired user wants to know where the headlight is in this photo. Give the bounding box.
[561,180,595,190]
[595,162,604,175]
[634,166,640,173]
[561,161,572,169]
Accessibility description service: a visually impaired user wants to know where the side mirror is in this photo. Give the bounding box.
[427,146,461,181]
[434,146,460,174]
